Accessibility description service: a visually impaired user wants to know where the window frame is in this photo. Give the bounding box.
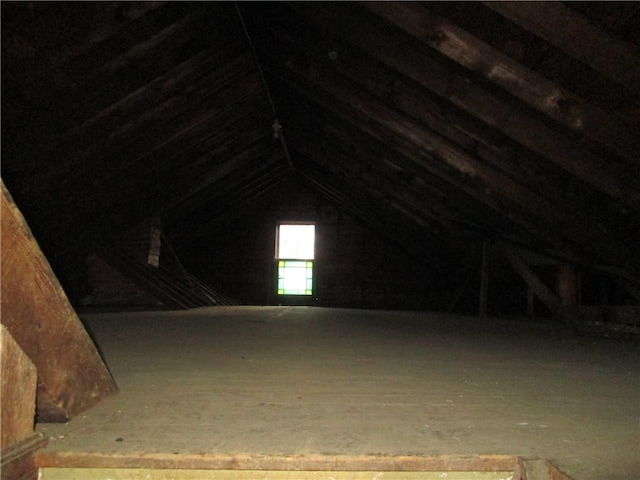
[275,222,316,297]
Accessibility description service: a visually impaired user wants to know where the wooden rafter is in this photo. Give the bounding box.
[164,158,292,248]
[484,1,640,96]
[363,1,640,166]
[288,3,640,212]
[249,13,638,273]
[29,49,259,196]
[294,160,462,274]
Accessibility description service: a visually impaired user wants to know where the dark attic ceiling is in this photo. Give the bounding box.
[2,2,640,297]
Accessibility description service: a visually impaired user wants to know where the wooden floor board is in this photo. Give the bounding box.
[34,307,639,480]
[39,468,515,480]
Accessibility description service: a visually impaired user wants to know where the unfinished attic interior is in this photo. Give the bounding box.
[1,2,639,479]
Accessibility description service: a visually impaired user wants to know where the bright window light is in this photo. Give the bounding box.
[276,224,315,259]
[276,224,315,296]
[278,260,313,295]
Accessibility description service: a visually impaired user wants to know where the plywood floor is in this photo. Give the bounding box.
[35,307,640,480]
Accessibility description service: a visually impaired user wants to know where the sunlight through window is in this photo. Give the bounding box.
[276,224,315,295]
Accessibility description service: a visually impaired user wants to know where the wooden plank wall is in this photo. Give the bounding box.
[0,179,118,423]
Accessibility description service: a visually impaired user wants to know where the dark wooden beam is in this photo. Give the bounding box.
[1,3,168,79]
[165,158,292,248]
[158,141,287,218]
[363,1,640,167]
[288,119,462,232]
[501,243,582,328]
[289,3,640,211]
[484,1,640,96]
[1,3,222,172]
[272,76,518,236]
[24,72,278,258]
[251,18,638,273]
[556,264,578,307]
[0,180,117,422]
[293,160,462,276]
[29,48,258,196]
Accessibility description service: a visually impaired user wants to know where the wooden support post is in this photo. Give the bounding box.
[479,239,490,320]
[1,179,117,422]
[501,244,582,328]
[527,286,535,318]
[556,264,577,307]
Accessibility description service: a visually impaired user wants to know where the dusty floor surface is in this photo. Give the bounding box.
[36,306,639,479]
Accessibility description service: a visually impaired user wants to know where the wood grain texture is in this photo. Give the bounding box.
[1,434,48,480]
[0,324,37,449]
[0,179,118,422]
[39,467,516,480]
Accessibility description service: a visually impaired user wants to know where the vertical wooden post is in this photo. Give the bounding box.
[527,286,535,317]
[502,243,582,328]
[556,263,577,306]
[479,239,490,319]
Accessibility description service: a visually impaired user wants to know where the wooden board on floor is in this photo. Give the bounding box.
[0,179,118,422]
[38,469,515,480]
[36,454,571,480]
[34,453,521,472]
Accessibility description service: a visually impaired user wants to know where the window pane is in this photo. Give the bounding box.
[277,224,315,259]
[278,260,313,295]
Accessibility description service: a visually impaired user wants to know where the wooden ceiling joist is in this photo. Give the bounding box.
[2,3,232,173]
[263,9,635,245]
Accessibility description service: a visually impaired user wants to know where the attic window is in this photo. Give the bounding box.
[276,224,315,296]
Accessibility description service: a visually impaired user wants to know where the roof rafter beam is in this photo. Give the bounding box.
[484,1,640,96]
[290,3,640,212]
[294,160,463,273]
[165,160,292,247]
[281,101,497,234]
[363,1,640,167]
[292,131,458,232]
[251,26,638,273]
[30,49,258,195]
